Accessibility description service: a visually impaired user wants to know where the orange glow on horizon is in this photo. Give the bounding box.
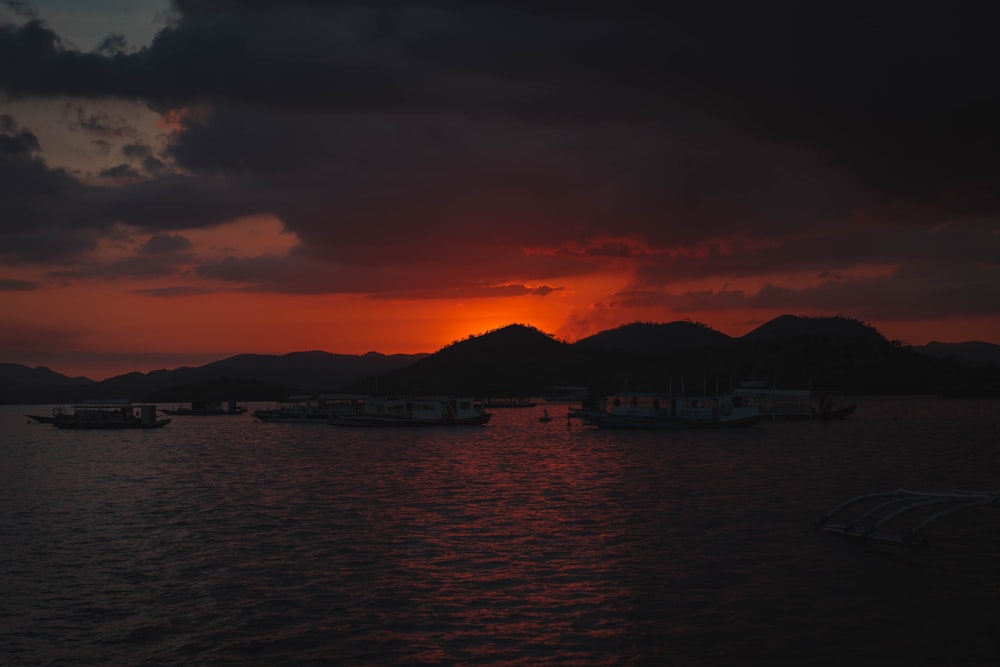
[3,250,998,381]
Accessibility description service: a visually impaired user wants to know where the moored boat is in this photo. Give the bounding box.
[50,400,171,429]
[161,400,247,416]
[253,394,365,422]
[570,392,760,429]
[329,397,491,426]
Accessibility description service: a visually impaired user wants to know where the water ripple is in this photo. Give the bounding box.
[2,399,999,665]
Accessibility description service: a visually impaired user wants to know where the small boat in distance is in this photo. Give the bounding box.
[50,400,171,429]
[571,392,760,429]
[161,400,247,416]
[484,397,536,408]
[329,397,491,427]
[542,386,589,404]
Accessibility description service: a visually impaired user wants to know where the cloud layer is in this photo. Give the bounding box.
[2,1,999,349]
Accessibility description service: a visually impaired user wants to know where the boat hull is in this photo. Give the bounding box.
[47,401,171,429]
[161,408,246,416]
[254,394,365,423]
[330,412,492,427]
[329,397,492,427]
[571,409,760,429]
[52,418,172,429]
[26,414,56,424]
[571,391,761,430]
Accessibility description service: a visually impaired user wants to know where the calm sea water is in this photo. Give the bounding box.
[2,397,998,666]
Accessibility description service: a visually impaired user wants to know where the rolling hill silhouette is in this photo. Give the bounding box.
[3,316,999,403]
[574,320,732,352]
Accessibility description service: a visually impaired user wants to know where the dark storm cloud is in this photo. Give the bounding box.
[0,277,39,290]
[2,1,996,204]
[138,232,194,255]
[672,261,1000,323]
[1,1,998,321]
[192,244,577,297]
[0,115,40,152]
[135,285,218,297]
[64,105,137,138]
[3,2,996,204]
[0,118,95,260]
[45,232,196,280]
[631,220,1000,286]
[99,163,141,179]
[122,142,168,172]
[0,118,269,264]
[121,142,152,159]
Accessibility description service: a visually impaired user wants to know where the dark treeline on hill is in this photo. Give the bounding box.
[3,316,1000,404]
[343,316,1000,398]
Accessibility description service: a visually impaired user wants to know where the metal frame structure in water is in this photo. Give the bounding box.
[816,488,998,546]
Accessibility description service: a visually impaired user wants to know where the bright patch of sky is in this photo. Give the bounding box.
[1,2,175,174]
[4,0,170,51]
[4,96,169,176]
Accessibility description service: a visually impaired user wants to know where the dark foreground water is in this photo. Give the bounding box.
[2,397,998,666]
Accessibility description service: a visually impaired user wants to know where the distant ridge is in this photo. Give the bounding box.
[0,363,95,404]
[0,351,426,404]
[3,315,1000,403]
[916,341,1000,368]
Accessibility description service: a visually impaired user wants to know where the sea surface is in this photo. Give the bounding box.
[2,397,998,666]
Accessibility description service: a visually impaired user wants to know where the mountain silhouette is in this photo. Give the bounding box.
[3,315,1000,403]
[0,363,95,404]
[740,314,885,342]
[575,321,732,352]
[350,324,579,397]
[1,351,425,404]
[916,341,1000,368]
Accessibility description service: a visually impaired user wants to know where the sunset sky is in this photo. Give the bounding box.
[2,1,999,380]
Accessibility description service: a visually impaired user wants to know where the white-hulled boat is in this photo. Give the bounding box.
[570,392,760,429]
[328,397,491,426]
[253,394,365,422]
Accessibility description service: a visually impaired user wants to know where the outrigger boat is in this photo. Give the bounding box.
[50,400,171,429]
[329,397,491,427]
[817,488,999,546]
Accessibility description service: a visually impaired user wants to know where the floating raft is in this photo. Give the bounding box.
[817,488,999,546]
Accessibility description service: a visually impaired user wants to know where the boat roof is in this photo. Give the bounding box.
[733,388,811,396]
